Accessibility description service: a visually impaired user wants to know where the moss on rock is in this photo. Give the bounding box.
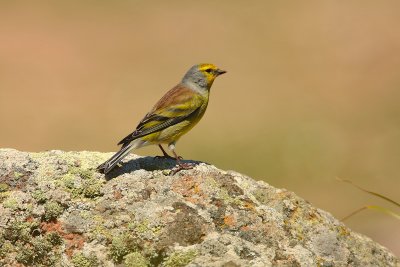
[124,251,150,267]
[109,232,138,263]
[15,236,60,266]
[3,220,40,243]
[0,182,10,193]
[71,252,99,267]
[82,178,104,198]
[163,249,197,267]
[32,189,48,204]
[43,201,64,221]
[3,197,18,210]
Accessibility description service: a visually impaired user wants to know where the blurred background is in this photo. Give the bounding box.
[1,0,399,255]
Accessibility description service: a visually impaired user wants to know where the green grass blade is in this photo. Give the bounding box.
[341,206,368,221]
[341,205,400,221]
[366,205,400,220]
[336,177,400,208]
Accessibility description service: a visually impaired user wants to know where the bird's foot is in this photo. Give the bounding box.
[170,162,195,175]
[157,145,183,160]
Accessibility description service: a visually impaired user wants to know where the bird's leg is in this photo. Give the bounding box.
[169,143,194,175]
[155,145,175,160]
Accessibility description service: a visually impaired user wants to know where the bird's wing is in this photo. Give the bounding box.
[118,84,203,146]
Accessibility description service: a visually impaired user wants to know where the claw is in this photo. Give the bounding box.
[170,162,195,175]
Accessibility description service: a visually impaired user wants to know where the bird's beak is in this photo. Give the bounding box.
[216,69,227,76]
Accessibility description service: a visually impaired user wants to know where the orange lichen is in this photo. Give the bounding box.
[114,189,122,200]
[41,221,63,233]
[240,225,250,231]
[223,215,235,227]
[242,201,255,210]
[63,233,85,258]
[171,176,207,205]
[40,220,85,258]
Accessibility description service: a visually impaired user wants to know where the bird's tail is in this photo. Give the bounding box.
[97,143,135,174]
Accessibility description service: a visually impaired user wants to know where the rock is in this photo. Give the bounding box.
[0,148,398,267]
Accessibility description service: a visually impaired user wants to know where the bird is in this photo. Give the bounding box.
[97,63,226,174]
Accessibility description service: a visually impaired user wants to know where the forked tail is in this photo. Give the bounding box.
[97,143,134,174]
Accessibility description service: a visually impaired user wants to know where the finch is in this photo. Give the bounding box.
[97,63,226,174]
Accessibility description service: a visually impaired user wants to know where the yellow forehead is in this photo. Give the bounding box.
[198,63,218,71]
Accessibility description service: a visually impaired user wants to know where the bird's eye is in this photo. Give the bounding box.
[205,68,212,73]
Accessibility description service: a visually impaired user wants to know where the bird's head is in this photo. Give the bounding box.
[182,63,226,90]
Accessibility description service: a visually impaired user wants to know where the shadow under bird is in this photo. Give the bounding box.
[97,63,226,174]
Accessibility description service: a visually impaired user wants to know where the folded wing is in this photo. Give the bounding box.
[118,84,203,147]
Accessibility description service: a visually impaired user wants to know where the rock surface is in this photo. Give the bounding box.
[0,149,398,267]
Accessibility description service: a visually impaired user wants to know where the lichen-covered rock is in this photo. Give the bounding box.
[0,149,398,267]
